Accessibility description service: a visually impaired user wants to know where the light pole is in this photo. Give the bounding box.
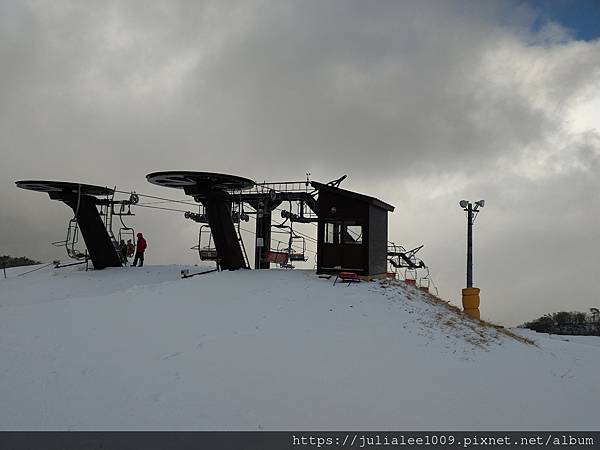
[459,199,485,318]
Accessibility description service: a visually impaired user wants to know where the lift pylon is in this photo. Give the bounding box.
[147,171,253,270]
[16,180,124,269]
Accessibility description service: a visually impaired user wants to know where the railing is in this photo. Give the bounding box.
[229,180,313,196]
[255,180,312,193]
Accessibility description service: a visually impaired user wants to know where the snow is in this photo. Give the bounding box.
[0,264,598,430]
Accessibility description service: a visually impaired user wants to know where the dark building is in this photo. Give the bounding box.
[312,182,394,277]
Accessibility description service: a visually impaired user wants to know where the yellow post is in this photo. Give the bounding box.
[462,287,480,320]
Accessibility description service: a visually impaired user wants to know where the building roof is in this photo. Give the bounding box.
[311,181,395,212]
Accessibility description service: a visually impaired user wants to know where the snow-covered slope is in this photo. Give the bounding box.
[0,265,598,430]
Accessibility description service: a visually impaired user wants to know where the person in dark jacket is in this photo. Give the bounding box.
[126,239,135,258]
[132,232,147,267]
[119,239,128,265]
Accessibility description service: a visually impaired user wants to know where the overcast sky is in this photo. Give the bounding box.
[1,0,599,325]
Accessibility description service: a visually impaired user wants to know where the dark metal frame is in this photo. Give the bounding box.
[15,181,131,270]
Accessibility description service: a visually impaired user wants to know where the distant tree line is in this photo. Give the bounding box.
[523,309,600,336]
[0,255,41,268]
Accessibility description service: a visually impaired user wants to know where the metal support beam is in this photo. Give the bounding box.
[50,192,122,269]
[202,193,248,271]
[254,200,272,269]
[467,203,473,288]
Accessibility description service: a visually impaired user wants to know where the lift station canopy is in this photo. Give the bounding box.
[147,171,255,196]
[16,180,114,197]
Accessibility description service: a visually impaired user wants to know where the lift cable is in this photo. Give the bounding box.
[237,225,317,255]
[125,197,317,255]
[245,213,318,244]
[245,209,318,240]
[114,187,317,217]
[293,228,318,244]
[113,189,200,208]
[112,187,320,255]
[134,204,191,214]
[136,200,181,206]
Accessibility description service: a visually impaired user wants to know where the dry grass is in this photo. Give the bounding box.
[379,278,535,346]
[421,290,536,346]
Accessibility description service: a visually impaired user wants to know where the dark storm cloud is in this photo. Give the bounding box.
[1,0,599,324]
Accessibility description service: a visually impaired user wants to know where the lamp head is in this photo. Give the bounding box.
[475,200,485,208]
[459,200,468,208]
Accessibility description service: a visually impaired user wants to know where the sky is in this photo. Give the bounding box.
[1,0,599,325]
[527,0,600,41]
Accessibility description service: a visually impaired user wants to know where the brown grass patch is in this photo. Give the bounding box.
[421,291,536,346]
[378,278,536,346]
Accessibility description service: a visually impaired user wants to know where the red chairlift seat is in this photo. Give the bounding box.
[266,251,289,265]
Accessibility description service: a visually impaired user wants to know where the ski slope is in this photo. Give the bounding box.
[0,265,598,430]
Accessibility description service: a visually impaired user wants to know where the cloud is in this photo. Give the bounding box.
[1,0,599,324]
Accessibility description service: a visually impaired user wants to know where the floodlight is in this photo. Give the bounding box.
[459,200,468,208]
[475,200,485,208]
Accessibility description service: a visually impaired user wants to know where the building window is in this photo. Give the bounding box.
[324,222,341,244]
[344,224,363,244]
[324,222,362,244]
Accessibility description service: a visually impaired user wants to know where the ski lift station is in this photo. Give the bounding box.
[16,171,428,280]
[312,181,394,276]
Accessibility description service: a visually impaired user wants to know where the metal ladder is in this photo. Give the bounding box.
[236,220,250,269]
[102,191,121,257]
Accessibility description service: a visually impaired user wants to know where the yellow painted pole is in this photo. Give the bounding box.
[462,287,480,320]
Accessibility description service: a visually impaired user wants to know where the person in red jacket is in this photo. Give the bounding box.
[132,232,147,267]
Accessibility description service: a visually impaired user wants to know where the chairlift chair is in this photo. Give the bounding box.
[288,236,307,262]
[52,218,88,261]
[420,267,439,296]
[200,247,219,261]
[404,268,418,285]
[418,276,430,293]
[273,241,295,268]
[266,242,292,268]
[266,250,290,267]
[197,225,219,262]
[117,214,135,246]
[274,224,307,264]
[118,227,135,246]
[387,243,426,275]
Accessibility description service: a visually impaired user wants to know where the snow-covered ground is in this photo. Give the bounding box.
[0,264,598,430]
